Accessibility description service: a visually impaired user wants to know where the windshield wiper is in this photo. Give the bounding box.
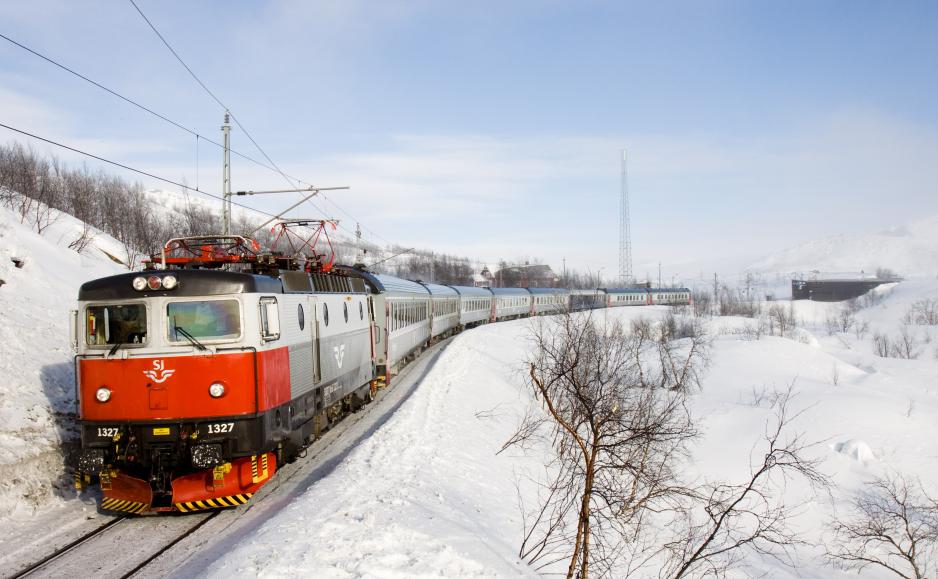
[173,324,207,351]
[109,341,122,356]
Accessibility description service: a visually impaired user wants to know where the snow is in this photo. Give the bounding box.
[0,206,123,517]
[748,213,938,279]
[833,440,876,463]
[3,200,938,577]
[205,298,938,577]
[204,321,545,578]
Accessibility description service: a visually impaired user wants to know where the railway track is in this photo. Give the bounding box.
[10,511,218,579]
[9,338,450,579]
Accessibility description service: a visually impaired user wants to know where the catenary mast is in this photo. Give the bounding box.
[222,111,231,235]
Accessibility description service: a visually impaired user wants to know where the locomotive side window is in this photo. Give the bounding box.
[259,297,280,341]
[167,300,241,342]
[85,303,147,346]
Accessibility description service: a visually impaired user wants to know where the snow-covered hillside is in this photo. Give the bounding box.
[200,287,938,578]
[748,213,938,278]
[0,207,124,517]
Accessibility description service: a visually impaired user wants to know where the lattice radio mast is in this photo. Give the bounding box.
[619,149,633,285]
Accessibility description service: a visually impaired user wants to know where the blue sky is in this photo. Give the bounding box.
[1,1,936,280]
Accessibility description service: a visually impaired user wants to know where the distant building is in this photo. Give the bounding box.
[474,267,494,288]
[792,272,900,301]
[493,263,558,288]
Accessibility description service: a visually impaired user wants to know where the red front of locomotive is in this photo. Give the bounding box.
[74,270,290,514]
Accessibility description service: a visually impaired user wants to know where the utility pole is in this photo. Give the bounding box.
[713,273,719,315]
[222,111,231,235]
[355,222,364,265]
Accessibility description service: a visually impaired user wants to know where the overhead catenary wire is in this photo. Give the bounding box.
[0,121,280,221]
[1,120,405,266]
[3,23,386,246]
[127,0,349,235]
[0,31,311,196]
[8,19,528,275]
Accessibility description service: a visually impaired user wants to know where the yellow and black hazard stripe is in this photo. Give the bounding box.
[250,454,269,484]
[174,493,253,512]
[101,497,149,514]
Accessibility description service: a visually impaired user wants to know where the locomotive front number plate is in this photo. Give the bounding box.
[152,427,171,436]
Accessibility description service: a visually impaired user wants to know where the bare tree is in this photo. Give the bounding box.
[838,307,857,334]
[67,220,96,253]
[854,320,870,340]
[873,332,892,358]
[766,303,797,337]
[662,386,830,578]
[505,311,709,578]
[826,474,938,578]
[692,290,712,319]
[892,326,922,360]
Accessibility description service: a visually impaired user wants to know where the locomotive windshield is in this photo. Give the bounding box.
[85,304,148,346]
[167,300,241,342]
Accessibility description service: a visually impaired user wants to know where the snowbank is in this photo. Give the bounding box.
[0,206,123,517]
[206,292,938,577]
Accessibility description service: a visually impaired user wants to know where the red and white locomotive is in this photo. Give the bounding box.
[73,228,376,513]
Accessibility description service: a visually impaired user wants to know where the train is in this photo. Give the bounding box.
[71,229,691,514]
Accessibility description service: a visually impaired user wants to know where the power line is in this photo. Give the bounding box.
[127,3,329,220]
[2,10,386,248]
[128,0,227,112]
[126,1,390,248]
[0,31,304,194]
[0,121,277,220]
[0,122,497,272]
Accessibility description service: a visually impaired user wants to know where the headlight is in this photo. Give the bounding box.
[147,275,162,290]
[208,382,225,398]
[162,275,178,289]
[132,276,147,291]
[96,387,111,402]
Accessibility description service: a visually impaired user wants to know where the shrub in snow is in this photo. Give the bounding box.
[826,473,938,579]
[873,327,923,360]
[904,298,938,326]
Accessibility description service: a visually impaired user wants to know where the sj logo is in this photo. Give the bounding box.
[333,344,346,369]
[143,359,176,383]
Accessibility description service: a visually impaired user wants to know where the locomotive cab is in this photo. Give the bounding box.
[73,232,377,514]
[74,270,287,512]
